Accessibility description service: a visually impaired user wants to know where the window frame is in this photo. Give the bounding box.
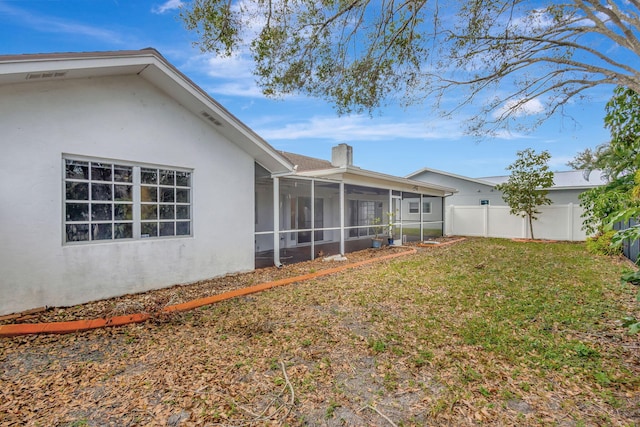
[63,155,193,245]
[64,159,135,243]
[139,167,192,239]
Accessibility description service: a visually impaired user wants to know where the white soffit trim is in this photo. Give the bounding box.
[297,167,457,196]
[406,167,497,187]
[0,52,153,84]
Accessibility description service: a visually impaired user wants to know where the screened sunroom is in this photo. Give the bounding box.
[254,145,456,268]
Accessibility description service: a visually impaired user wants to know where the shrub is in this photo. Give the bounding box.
[586,230,622,256]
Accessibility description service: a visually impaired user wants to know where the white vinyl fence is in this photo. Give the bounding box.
[446,203,588,241]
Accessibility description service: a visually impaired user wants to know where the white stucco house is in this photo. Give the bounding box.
[406,167,606,241]
[406,167,606,207]
[0,49,296,315]
[0,49,454,316]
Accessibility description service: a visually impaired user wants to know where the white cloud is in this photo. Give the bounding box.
[549,155,576,169]
[254,115,467,142]
[152,0,184,14]
[490,129,531,140]
[0,2,124,43]
[180,53,264,97]
[203,54,254,80]
[493,98,545,119]
[206,82,264,98]
[514,8,557,31]
[252,111,535,143]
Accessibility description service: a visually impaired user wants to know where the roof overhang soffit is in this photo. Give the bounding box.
[296,168,455,197]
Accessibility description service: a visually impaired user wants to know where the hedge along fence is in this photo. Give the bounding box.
[446,203,588,241]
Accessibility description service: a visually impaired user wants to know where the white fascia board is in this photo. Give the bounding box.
[406,166,497,187]
[347,166,457,192]
[297,166,457,196]
[135,55,294,175]
[546,185,601,191]
[295,167,346,178]
[0,52,154,84]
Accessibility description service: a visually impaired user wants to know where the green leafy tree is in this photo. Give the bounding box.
[604,90,640,247]
[569,86,640,333]
[578,175,635,235]
[181,0,640,133]
[570,87,640,234]
[495,149,555,240]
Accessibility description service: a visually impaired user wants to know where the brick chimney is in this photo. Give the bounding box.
[331,143,353,168]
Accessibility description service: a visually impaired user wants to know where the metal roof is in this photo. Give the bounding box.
[480,170,607,189]
[408,166,607,191]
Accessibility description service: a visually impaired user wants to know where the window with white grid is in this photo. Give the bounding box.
[64,157,191,243]
[140,168,191,238]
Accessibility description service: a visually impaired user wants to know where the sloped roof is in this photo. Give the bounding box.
[480,169,607,190]
[405,166,497,186]
[408,166,606,191]
[0,48,293,174]
[279,151,333,171]
[281,151,457,196]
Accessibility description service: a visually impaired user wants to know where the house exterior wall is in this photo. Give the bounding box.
[400,196,444,222]
[411,171,590,207]
[0,75,255,315]
[409,171,504,206]
[547,189,584,205]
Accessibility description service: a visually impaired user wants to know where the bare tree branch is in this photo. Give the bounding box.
[181,0,640,133]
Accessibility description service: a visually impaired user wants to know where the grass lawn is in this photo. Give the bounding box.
[1,238,639,426]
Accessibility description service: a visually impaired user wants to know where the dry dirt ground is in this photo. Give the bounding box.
[1,238,638,426]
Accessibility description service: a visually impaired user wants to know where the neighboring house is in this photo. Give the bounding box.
[406,167,607,207]
[0,50,454,315]
[406,167,607,241]
[405,168,502,206]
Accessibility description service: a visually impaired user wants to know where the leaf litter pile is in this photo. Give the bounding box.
[1,238,639,426]
[1,245,413,325]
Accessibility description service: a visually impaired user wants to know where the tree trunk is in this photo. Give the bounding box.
[528,215,535,240]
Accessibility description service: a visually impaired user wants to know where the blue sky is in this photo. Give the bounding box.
[0,0,614,177]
